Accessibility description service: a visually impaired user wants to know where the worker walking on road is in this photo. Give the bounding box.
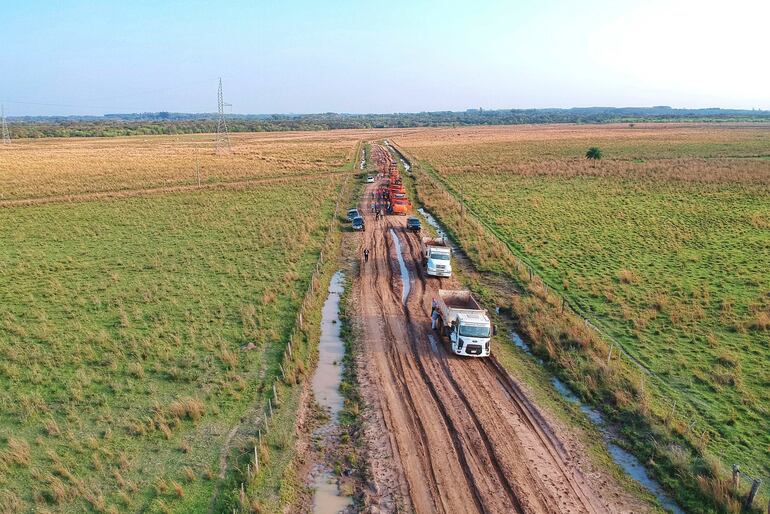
[363,248,370,263]
[431,299,440,330]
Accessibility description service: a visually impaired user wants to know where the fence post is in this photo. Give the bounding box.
[743,479,761,511]
[254,446,259,472]
[732,464,740,492]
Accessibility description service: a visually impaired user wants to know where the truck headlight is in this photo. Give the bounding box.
[485,341,490,352]
[458,338,464,350]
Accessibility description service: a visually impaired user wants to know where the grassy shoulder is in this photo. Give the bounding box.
[397,144,767,513]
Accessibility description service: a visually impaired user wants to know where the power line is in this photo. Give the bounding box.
[215,78,231,153]
[1,105,10,144]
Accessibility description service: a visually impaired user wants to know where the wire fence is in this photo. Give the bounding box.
[388,142,769,511]
[225,145,357,513]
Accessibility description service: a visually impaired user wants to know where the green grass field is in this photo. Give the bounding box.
[0,176,340,512]
[396,124,770,501]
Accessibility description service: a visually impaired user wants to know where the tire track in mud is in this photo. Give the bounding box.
[400,228,591,512]
[398,228,526,513]
[360,217,446,513]
[369,222,518,513]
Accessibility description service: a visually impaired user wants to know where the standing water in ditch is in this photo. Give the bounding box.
[389,228,411,304]
[418,207,447,240]
[421,206,683,513]
[512,332,684,514]
[311,271,353,514]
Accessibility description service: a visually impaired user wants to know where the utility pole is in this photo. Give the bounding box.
[1,105,10,145]
[215,78,231,153]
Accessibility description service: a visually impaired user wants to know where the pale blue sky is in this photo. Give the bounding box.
[1,0,767,116]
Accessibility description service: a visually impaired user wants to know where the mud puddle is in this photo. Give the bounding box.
[389,228,411,304]
[310,271,353,513]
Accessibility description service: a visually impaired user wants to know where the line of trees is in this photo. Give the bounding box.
[6,107,769,139]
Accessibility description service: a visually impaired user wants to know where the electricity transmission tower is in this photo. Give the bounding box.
[215,78,231,152]
[1,105,10,145]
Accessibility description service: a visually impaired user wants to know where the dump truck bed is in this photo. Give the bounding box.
[421,236,449,248]
[438,289,482,311]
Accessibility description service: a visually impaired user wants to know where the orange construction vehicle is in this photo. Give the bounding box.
[391,197,411,215]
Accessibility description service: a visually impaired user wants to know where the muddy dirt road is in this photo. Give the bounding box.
[353,148,650,514]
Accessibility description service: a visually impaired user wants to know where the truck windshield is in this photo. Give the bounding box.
[459,324,490,338]
[431,252,450,261]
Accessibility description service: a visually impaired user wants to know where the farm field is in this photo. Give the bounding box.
[0,130,373,200]
[0,172,342,512]
[395,124,770,479]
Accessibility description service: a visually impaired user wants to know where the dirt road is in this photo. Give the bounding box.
[353,148,650,513]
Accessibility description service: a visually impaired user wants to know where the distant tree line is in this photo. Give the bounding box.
[5,107,769,139]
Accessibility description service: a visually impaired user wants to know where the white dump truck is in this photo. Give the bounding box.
[421,237,452,277]
[431,289,494,357]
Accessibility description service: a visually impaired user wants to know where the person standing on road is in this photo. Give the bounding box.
[431,299,440,330]
[363,248,369,263]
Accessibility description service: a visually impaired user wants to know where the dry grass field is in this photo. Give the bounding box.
[396,123,770,510]
[0,130,373,200]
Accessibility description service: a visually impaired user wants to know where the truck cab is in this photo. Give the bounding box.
[424,244,452,277]
[445,312,492,357]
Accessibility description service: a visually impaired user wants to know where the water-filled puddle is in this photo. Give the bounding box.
[389,228,411,304]
[312,272,346,417]
[311,271,353,513]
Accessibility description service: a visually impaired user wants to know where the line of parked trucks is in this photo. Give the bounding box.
[369,144,494,358]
